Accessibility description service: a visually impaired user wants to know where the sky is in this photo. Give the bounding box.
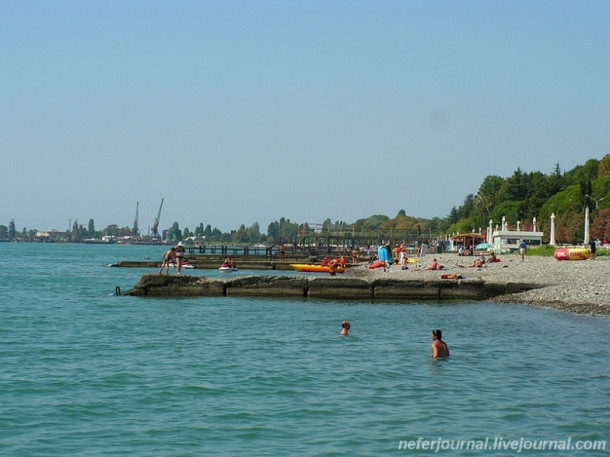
[2,1,609,234]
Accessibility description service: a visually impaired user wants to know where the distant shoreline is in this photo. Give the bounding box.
[352,253,610,315]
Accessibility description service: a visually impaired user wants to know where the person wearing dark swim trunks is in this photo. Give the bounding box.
[431,329,450,359]
[160,247,176,274]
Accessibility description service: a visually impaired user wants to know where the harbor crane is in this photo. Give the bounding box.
[132,201,139,238]
[151,198,164,239]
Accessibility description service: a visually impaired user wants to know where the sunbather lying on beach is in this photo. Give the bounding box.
[457,257,485,268]
[441,273,465,280]
[413,258,444,271]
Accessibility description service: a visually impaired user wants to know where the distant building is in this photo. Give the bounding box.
[449,233,486,252]
[36,230,69,242]
[492,218,543,253]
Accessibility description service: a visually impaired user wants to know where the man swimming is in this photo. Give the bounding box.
[340,321,351,336]
[431,329,450,359]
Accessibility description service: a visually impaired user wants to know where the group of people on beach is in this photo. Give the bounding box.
[321,256,348,275]
[159,241,186,274]
[456,252,500,269]
[368,244,503,273]
[340,321,450,359]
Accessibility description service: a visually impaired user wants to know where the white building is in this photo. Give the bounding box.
[491,217,543,253]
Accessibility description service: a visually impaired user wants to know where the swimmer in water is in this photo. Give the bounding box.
[340,321,351,336]
[431,329,450,359]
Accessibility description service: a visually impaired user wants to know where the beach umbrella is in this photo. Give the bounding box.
[475,243,494,250]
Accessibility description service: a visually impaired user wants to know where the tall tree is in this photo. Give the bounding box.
[166,222,182,241]
[598,154,610,178]
[476,175,504,220]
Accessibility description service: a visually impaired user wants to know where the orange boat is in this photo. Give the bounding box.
[289,264,345,273]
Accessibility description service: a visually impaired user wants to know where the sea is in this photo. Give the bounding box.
[1,243,608,456]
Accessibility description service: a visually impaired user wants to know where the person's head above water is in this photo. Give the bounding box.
[432,329,442,340]
[340,321,351,335]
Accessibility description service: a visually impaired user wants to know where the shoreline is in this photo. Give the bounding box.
[348,253,609,315]
[123,252,609,315]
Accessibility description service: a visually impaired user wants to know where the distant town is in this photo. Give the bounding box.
[3,156,609,246]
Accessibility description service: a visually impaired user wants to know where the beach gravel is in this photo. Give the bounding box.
[346,252,610,315]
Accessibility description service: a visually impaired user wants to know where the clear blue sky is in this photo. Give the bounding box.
[2,0,609,233]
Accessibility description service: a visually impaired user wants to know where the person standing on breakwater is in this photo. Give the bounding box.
[431,329,449,359]
[519,240,527,261]
[174,241,186,274]
[159,247,176,274]
[340,321,351,336]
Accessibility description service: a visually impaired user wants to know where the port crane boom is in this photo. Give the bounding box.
[132,201,139,237]
[151,198,164,239]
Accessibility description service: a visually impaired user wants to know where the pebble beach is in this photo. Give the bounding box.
[348,252,610,315]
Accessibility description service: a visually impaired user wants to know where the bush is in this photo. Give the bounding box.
[525,245,558,257]
[596,247,609,257]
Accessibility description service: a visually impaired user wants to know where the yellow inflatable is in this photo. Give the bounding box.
[554,248,590,261]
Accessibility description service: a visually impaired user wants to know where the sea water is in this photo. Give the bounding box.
[0,243,608,456]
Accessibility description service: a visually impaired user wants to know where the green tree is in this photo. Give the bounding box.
[565,159,599,186]
[353,215,390,231]
[497,167,528,203]
[490,201,521,225]
[88,219,96,237]
[247,222,262,242]
[103,224,120,237]
[232,225,248,243]
[447,207,459,225]
[599,154,610,178]
[476,175,503,218]
[580,176,594,210]
[166,222,182,241]
[548,163,566,194]
[457,194,477,220]
[8,220,16,239]
[0,225,7,239]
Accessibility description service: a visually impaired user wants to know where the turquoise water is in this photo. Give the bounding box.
[1,244,608,456]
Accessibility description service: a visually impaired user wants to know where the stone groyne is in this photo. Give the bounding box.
[123,274,543,301]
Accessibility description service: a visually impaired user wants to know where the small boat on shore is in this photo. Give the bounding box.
[289,264,345,274]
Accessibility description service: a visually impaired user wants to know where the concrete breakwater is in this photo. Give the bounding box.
[123,274,543,301]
